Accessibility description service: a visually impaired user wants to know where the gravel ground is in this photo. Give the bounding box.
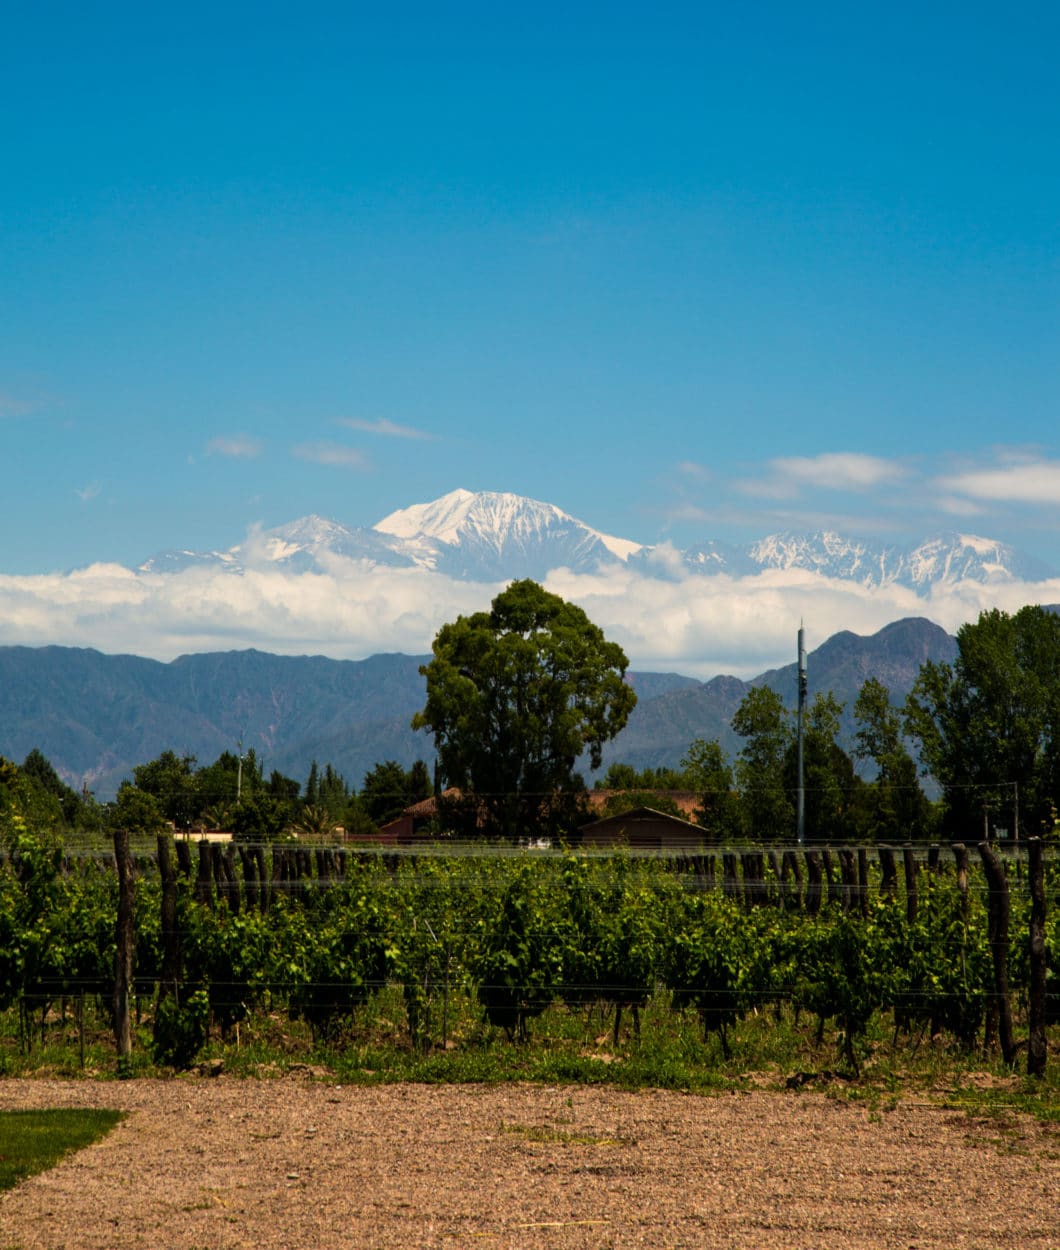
[0,1077,1057,1249]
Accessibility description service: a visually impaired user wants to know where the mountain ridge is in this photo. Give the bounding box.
[0,616,960,800]
[137,488,1056,591]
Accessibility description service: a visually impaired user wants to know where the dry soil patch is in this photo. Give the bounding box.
[0,1078,1057,1249]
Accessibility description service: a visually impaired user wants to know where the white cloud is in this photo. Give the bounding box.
[336,417,435,440]
[744,452,909,499]
[2,560,1058,681]
[206,434,264,459]
[936,460,1060,504]
[935,495,985,517]
[291,441,369,469]
[75,482,101,502]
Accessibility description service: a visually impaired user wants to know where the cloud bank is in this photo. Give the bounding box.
[1,561,1057,680]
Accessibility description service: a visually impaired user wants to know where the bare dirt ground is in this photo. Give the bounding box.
[0,1076,1057,1250]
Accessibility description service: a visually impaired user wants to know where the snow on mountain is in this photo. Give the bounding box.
[141,515,426,576]
[901,533,1055,587]
[139,491,1056,591]
[747,531,904,585]
[655,528,1056,589]
[374,488,642,579]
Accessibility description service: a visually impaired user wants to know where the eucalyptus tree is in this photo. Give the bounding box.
[413,580,636,840]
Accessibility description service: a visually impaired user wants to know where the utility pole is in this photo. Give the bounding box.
[797,624,807,846]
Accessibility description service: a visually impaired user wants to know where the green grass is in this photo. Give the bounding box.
[1,987,1057,1124]
[0,1109,123,1192]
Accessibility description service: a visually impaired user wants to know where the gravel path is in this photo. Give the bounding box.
[0,1078,1057,1249]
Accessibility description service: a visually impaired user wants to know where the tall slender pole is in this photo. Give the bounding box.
[797,624,807,845]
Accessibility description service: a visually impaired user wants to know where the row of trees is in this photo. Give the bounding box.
[4,584,1059,845]
[412,586,1060,844]
[0,748,435,843]
[582,678,931,844]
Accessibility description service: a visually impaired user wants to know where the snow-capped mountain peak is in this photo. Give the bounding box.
[138,490,1055,591]
[374,488,642,576]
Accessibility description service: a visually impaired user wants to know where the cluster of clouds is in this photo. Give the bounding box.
[18,435,1059,678]
[205,417,437,474]
[2,556,1058,681]
[674,447,1060,536]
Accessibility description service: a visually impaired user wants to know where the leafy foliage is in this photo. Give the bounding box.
[413,580,636,839]
[906,606,1060,837]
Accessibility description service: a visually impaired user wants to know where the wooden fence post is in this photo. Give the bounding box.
[768,850,784,907]
[804,850,823,915]
[951,843,969,923]
[113,827,135,1076]
[1027,838,1047,1077]
[902,846,918,923]
[782,850,802,910]
[175,837,193,877]
[255,844,270,908]
[822,849,842,908]
[722,852,739,902]
[156,832,181,1003]
[856,847,870,917]
[837,849,857,913]
[195,839,213,906]
[977,840,1016,1066]
[877,846,898,900]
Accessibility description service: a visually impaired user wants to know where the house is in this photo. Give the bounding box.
[585,790,701,821]
[578,805,708,850]
[367,788,469,843]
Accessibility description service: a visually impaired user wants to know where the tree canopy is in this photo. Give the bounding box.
[905,605,1060,838]
[412,579,637,839]
[732,686,794,840]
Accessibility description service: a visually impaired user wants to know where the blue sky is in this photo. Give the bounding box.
[2,3,1058,672]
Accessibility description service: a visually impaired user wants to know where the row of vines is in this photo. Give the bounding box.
[1,818,1055,1076]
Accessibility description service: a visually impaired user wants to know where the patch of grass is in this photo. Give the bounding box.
[0,1109,123,1191]
[940,1071,1060,1125]
[500,1123,632,1146]
[0,987,1056,1126]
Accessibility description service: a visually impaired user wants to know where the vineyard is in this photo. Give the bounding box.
[1,818,1056,1087]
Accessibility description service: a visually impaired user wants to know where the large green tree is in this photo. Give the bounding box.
[360,760,432,826]
[854,677,933,841]
[132,751,200,829]
[681,738,741,841]
[732,686,794,840]
[905,605,1060,838]
[412,580,637,839]
[783,692,864,842]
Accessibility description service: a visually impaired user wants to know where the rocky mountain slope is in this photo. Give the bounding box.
[0,617,959,800]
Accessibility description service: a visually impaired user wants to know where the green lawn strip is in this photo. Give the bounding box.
[0,1109,123,1192]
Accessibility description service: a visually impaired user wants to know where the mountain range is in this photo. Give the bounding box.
[0,617,959,801]
[8,488,1054,800]
[138,488,1056,590]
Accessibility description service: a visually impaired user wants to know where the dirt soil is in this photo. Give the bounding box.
[0,1076,1057,1250]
